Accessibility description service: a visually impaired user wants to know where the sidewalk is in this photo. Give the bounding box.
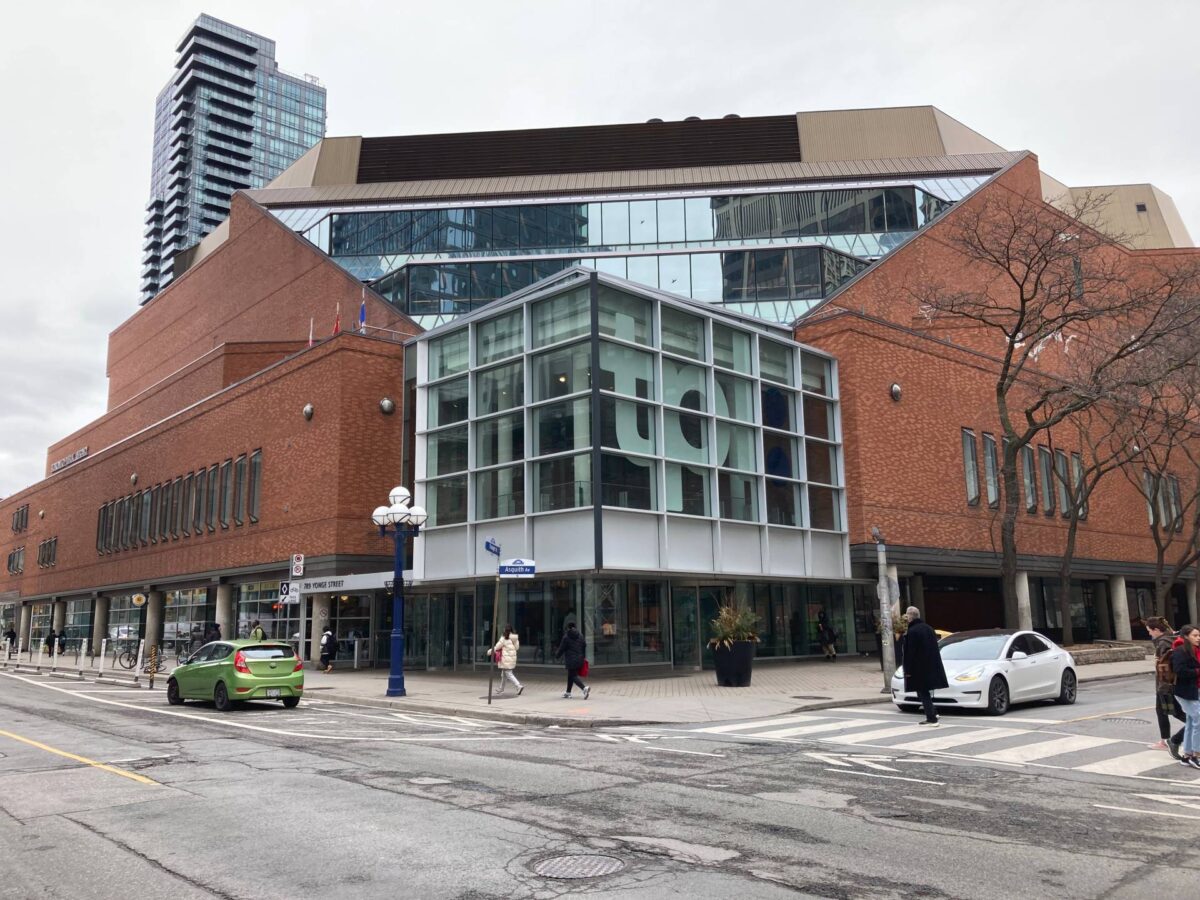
[307,655,1157,728]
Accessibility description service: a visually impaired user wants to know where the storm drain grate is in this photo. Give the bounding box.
[1102,717,1151,727]
[532,854,625,880]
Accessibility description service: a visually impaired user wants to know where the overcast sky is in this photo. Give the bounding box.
[1,0,1197,498]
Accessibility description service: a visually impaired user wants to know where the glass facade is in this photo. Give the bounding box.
[417,273,843,531]
[275,176,985,326]
[163,587,213,658]
[141,14,326,302]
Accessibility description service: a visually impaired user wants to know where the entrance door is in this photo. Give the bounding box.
[672,587,699,669]
[458,592,475,668]
[428,593,453,669]
[404,595,429,669]
[697,586,724,669]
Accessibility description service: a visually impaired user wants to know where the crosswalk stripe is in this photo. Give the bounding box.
[1075,750,1179,777]
[753,720,880,739]
[975,734,1120,763]
[823,724,930,745]
[697,714,820,734]
[896,726,1024,752]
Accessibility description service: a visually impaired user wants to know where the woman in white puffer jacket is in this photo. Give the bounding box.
[493,625,523,696]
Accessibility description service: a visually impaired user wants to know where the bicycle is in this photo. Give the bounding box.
[115,643,139,670]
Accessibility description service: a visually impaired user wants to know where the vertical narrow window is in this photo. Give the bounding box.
[171,476,183,537]
[207,465,218,531]
[1070,452,1087,520]
[150,485,161,543]
[233,455,247,525]
[140,491,152,545]
[248,450,262,523]
[982,433,999,508]
[1021,445,1037,513]
[107,500,118,552]
[96,506,105,555]
[1054,450,1070,518]
[1169,475,1183,532]
[1039,447,1055,515]
[193,469,205,533]
[159,483,171,541]
[181,474,193,536]
[220,460,233,528]
[961,428,979,506]
[1157,474,1173,530]
[1143,470,1158,526]
[129,493,141,548]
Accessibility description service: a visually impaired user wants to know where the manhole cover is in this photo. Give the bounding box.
[532,854,625,880]
[1102,717,1150,726]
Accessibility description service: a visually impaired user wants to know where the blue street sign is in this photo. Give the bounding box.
[498,558,536,579]
[484,537,501,556]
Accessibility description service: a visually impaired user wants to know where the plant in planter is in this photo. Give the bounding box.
[707,606,760,687]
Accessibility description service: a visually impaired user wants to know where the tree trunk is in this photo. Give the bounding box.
[999,452,1022,628]
[1058,519,1080,646]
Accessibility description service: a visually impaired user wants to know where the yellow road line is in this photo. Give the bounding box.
[0,729,159,786]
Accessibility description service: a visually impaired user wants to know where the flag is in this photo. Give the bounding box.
[308,318,313,348]
[332,302,341,336]
[358,287,366,334]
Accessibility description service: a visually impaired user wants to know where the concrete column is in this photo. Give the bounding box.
[51,599,66,632]
[910,574,926,610]
[18,603,31,649]
[92,597,109,656]
[1015,571,1033,632]
[145,591,165,652]
[1187,580,1199,626]
[310,593,331,662]
[215,584,233,640]
[1093,580,1113,640]
[1109,575,1132,641]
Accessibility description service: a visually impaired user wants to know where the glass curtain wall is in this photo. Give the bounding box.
[106,596,145,647]
[163,588,212,658]
[30,601,53,648]
[62,599,92,650]
[236,581,288,639]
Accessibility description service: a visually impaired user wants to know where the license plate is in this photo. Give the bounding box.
[265,688,281,699]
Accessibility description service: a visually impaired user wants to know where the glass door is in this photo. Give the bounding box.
[428,593,453,669]
[457,592,475,667]
[697,586,724,669]
[671,586,699,669]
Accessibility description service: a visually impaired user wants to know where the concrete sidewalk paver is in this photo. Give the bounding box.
[304,655,1155,728]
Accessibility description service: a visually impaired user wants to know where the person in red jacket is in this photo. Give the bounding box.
[1170,625,1200,769]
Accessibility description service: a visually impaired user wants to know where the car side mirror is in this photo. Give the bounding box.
[1010,650,1027,660]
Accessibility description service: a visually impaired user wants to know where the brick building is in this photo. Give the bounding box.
[3,108,1197,673]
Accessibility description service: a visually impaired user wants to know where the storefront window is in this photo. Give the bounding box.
[106,595,145,647]
[30,601,53,647]
[63,599,92,648]
[163,588,212,658]
[237,581,288,641]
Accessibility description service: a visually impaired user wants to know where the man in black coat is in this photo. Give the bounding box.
[901,606,949,726]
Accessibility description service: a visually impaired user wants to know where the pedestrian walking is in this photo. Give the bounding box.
[1170,624,1200,769]
[319,625,337,674]
[901,606,948,726]
[203,622,221,644]
[554,622,589,699]
[56,631,67,656]
[44,629,57,655]
[249,620,266,641]
[817,610,838,661]
[1147,616,1185,757]
[493,625,524,696]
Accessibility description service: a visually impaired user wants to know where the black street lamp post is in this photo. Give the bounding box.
[372,486,426,698]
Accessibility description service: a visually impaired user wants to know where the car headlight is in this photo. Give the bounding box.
[954,665,986,682]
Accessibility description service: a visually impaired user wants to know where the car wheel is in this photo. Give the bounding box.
[214,681,233,712]
[282,696,300,709]
[1055,669,1077,705]
[986,677,1010,716]
[897,704,921,714]
[166,678,184,706]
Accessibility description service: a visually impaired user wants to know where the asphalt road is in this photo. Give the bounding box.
[1,670,1197,900]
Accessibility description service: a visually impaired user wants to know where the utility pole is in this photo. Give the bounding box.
[872,526,897,692]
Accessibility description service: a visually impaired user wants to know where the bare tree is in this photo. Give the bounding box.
[910,185,1200,627]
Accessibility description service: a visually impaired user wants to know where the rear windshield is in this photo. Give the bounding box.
[243,645,296,659]
[937,634,1008,660]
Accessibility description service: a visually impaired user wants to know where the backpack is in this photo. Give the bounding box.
[1156,647,1176,686]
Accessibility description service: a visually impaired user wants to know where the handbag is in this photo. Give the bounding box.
[494,648,503,664]
[579,659,589,677]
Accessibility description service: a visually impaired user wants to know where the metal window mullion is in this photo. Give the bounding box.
[589,271,604,568]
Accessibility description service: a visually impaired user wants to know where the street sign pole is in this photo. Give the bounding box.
[484,538,501,706]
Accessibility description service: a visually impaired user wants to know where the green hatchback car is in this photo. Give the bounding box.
[167,639,303,710]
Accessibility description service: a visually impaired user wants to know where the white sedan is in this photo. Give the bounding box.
[891,629,1077,715]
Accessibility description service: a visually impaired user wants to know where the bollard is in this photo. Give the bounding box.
[132,639,145,685]
[354,639,360,670]
[147,645,158,690]
[99,639,108,674]
[51,643,58,672]
[37,643,45,672]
